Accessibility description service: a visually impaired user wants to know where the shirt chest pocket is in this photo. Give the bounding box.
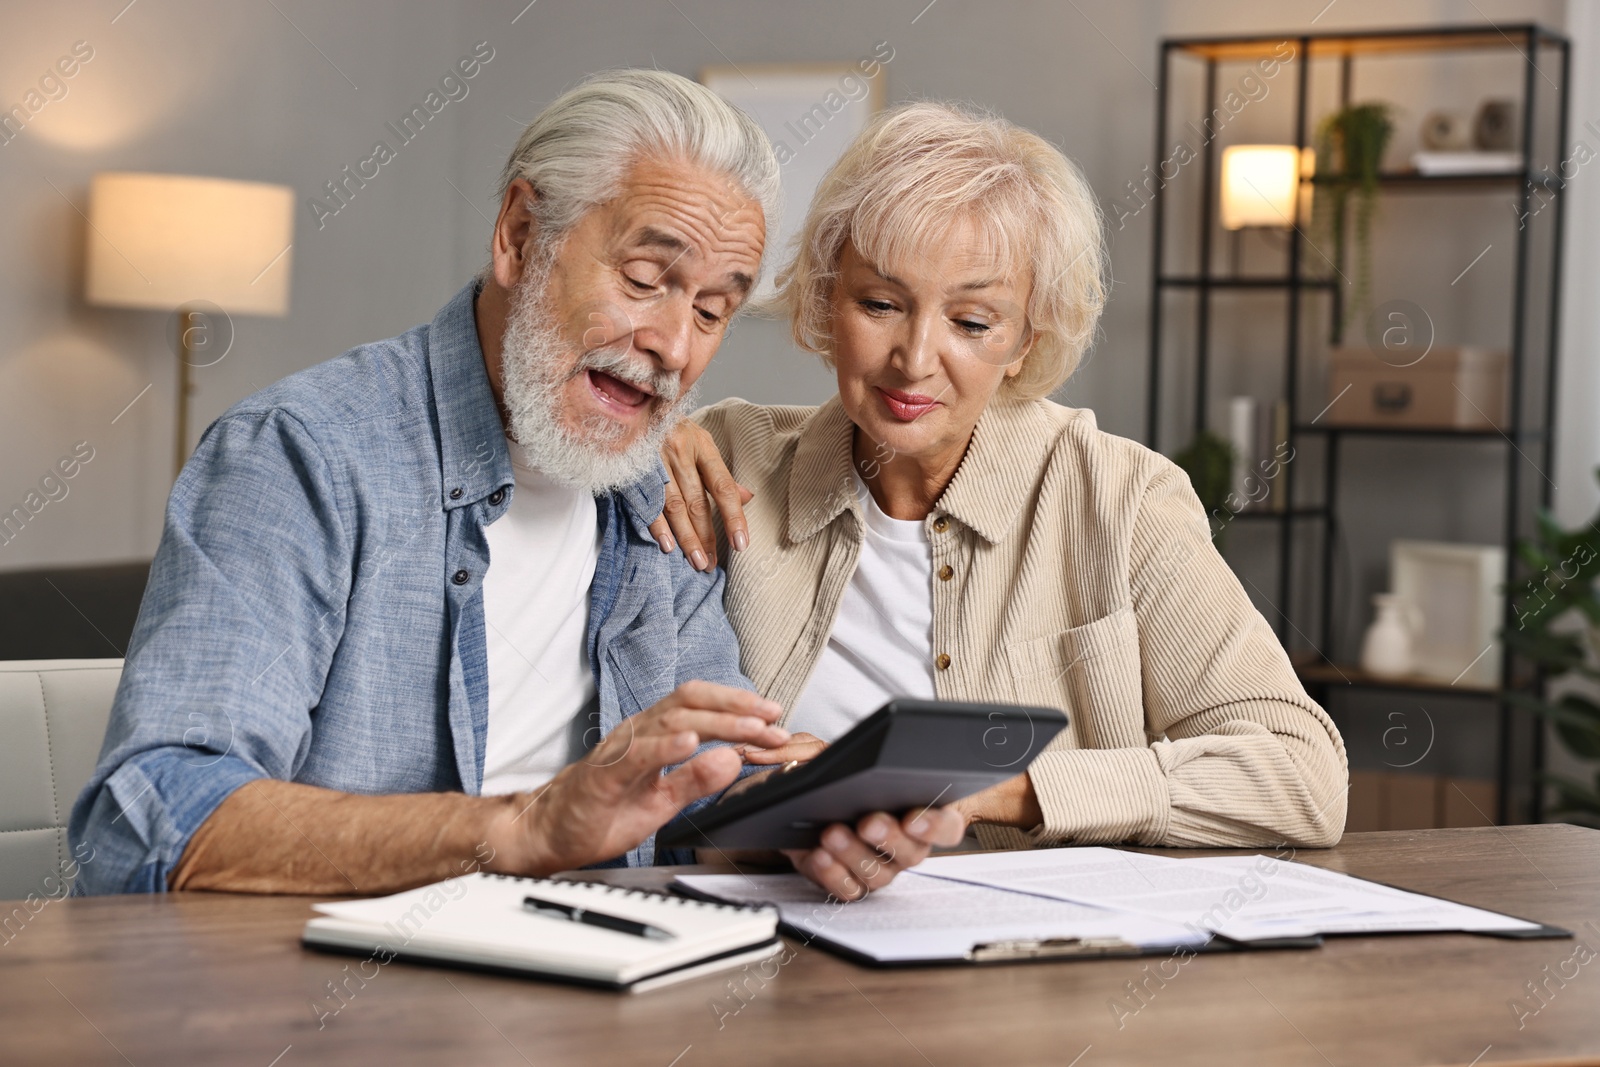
[606,619,679,718]
[1004,605,1148,751]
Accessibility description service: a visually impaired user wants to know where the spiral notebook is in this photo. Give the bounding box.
[302,872,782,992]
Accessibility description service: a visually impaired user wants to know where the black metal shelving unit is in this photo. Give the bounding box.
[1146,24,1571,824]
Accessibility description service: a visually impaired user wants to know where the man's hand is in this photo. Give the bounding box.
[647,419,752,571]
[486,682,787,874]
[784,806,968,902]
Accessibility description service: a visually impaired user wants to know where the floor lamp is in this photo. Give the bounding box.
[84,172,294,479]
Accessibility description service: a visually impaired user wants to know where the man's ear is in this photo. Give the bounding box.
[490,178,539,291]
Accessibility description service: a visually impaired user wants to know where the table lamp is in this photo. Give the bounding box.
[85,172,294,478]
[1219,145,1312,274]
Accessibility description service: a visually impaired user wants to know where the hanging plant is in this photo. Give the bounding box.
[1312,102,1395,338]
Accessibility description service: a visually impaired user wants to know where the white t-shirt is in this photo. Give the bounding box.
[480,441,601,796]
[787,470,938,741]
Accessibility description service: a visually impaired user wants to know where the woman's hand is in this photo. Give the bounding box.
[648,419,753,572]
[738,732,828,766]
[952,772,1043,828]
[746,731,968,899]
[783,806,968,902]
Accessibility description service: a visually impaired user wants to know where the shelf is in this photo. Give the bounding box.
[1152,20,1568,826]
[1158,276,1338,290]
[1310,170,1554,191]
[1228,507,1326,521]
[1295,661,1499,696]
[1293,423,1518,440]
[1166,23,1562,61]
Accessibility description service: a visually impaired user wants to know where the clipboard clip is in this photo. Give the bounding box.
[967,937,1141,962]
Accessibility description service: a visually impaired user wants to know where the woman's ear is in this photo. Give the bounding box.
[1003,324,1036,378]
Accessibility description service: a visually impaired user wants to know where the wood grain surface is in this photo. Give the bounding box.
[2,826,1598,1067]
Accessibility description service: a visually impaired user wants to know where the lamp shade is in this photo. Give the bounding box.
[1220,145,1310,230]
[85,172,293,316]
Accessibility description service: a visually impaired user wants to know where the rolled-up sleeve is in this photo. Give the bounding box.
[68,409,351,893]
[1027,463,1348,849]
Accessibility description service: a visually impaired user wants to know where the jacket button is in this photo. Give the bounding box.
[488,489,505,506]
[452,569,470,585]
[449,487,464,500]
[935,653,951,671]
[932,516,950,533]
[938,564,953,581]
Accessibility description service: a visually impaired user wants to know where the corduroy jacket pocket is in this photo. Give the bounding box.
[1006,605,1145,751]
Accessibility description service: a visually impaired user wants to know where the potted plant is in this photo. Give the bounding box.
[1500,469,1600,827]
[1174,431,1236,546]
[1313,102,1395,338]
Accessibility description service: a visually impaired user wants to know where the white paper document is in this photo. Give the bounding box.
[910,848,1541,942]
[675,869,1210,963]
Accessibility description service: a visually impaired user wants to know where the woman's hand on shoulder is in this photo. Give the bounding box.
[649,419,753,572]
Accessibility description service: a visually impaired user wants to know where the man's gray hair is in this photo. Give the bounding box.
[498,69,781,267]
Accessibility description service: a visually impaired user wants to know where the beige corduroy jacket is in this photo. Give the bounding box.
[693,395,1347,849]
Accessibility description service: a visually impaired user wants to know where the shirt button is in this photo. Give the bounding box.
[452,569,470,585]
[488,489,505,506]
[449,487,464,500]
[932,516,950,533]
[935,653,951,671]
[938,564,954,581]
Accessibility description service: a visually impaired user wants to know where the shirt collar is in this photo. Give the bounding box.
[428,280,514,511]
[936,396,1060,544]
[785,392,1059,545]
[615,461,669,541]
[786,396,862,543]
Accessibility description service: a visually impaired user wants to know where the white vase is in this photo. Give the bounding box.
[1360,593,1420,678]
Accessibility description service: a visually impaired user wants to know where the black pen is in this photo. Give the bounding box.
[522,895,675,941]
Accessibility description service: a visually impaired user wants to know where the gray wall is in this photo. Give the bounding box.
[0,0,1585,580]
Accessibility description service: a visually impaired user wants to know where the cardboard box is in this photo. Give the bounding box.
[1325,347,1507,430]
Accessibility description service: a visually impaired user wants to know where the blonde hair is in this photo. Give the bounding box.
[776,101,1107,399]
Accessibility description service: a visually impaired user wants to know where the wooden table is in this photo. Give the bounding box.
[3,826,1598,1067]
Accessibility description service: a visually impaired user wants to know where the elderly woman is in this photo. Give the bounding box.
[651,102,1347,900]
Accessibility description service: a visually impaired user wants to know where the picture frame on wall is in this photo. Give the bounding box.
[1390,540,1506,688]
[700,63,887,301]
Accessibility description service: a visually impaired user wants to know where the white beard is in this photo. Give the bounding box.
[498,265,695,494]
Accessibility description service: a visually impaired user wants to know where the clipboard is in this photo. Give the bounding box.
[658,698,1068,851]
[670,879,1325,968]
[673,843,1571,970]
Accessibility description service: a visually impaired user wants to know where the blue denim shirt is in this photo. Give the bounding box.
[68,281,751,894]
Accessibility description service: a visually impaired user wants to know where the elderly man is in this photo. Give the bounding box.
[69,70,793,895]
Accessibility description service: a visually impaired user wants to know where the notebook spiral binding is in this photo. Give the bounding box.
[483,872,771,914]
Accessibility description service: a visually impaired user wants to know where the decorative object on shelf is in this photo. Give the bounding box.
[1474,98,1520,151]
[1173,431,1235,543]
[1324,346,1508,430]
[1501,470,1600,828]
[1420,110,1472,150]
[1409,150,1522,175]
[1391,540,1505,687]
[1359,593,1422,677]
[1312,102,1395,333]
[1226,396,1289,513]
[85,172,294,479]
